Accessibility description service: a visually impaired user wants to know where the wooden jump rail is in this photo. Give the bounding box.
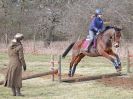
[0,69,58,85]
[0,55,62,85]
[62,73,122,83]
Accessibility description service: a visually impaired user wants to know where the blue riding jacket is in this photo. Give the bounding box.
[89,16,104,33]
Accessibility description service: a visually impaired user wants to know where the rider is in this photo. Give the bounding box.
[84,8,105,51]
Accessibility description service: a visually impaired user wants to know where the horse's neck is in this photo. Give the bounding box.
[102,29,115,38]
[96,29,115,48]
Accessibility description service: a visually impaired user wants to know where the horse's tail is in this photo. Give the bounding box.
[62,42,75,58]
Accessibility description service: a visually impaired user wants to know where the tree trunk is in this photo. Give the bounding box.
[43,25,55,47]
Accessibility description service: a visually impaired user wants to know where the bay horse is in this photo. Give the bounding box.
[62,26,122,77]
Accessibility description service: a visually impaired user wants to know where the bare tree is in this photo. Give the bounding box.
[1,0,9,46]
[0,0,132,44]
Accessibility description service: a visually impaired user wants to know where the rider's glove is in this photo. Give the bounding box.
[97,31,100,35]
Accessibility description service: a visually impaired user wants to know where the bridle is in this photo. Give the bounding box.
[111,28,121,48]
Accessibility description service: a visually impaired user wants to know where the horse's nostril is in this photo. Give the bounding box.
[115,45,119,48]
[116,45,119,48]
[114,43,119,48]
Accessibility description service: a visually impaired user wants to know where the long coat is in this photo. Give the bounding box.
[4,41,26,88]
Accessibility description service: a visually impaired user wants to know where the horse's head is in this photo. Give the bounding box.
[102,26,122,48]
[113,26,122,48]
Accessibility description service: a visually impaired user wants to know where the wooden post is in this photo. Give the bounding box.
[33,32,36,53]
[127,48,130,73]
[51,55,55,81]
[58,55,61,82]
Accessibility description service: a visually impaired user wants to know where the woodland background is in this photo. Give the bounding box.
[0,0,132,48]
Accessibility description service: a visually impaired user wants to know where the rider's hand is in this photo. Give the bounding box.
[97,31,100,35]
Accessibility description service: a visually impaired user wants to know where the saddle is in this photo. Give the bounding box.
[82,37,97,49]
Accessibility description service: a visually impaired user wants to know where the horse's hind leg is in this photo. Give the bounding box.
[71,54,85,77]
[68,56,77,77]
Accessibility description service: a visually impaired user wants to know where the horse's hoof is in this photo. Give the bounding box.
[68,74,71,77]
[116,68,122,74]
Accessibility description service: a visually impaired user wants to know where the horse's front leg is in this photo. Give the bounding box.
[100,51,121,73]
[111,51,121,65]
[110,51,122,72]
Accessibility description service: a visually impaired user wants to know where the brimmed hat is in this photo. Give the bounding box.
[14,33,24,39]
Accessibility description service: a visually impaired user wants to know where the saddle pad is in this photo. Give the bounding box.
[82,38,97,49]
[82,39,89,49]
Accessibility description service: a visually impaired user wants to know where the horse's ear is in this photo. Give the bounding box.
[115,28,122,32]
[113,25,123,32]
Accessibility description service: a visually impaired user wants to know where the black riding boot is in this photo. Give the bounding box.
[16,87,24,96]
[11,87,16,96]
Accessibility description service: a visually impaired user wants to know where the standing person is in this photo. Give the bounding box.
[84,8,105,51]
[4,33,26,96]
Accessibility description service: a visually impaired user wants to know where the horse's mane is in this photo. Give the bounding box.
[102,26,114,34]
[102,26,122,34]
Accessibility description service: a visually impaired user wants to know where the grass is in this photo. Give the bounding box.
[0,52,133,99]
[1,79,133,99]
